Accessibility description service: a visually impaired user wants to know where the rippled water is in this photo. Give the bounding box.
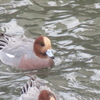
[0,0,100,100]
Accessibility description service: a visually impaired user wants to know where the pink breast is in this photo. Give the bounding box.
[18,55,54,70]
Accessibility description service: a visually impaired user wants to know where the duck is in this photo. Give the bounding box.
[0,33,54,70]
[19,75,57,100]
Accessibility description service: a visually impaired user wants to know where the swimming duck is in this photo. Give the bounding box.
[19,75,57,100]
[0,33,54,70]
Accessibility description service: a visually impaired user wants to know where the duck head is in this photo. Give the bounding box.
[34,36,54,59]
[38,90,56,100]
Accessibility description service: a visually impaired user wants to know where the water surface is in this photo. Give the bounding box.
[0,0,100,100]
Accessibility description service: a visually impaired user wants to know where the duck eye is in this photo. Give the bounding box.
[40,43,44,46]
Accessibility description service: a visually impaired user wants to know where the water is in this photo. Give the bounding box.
[0,0,100,100]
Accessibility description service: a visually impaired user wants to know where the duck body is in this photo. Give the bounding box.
[0,34,54,70]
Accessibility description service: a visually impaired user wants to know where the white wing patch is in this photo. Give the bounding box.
[6,53,15,58]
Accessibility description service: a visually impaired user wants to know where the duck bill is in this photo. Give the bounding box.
[46,49,55,59]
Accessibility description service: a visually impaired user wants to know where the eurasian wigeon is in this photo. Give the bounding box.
[19,75,57,100]
[0,33,54,70]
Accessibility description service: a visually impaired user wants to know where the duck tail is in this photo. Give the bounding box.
[0,33,9,50]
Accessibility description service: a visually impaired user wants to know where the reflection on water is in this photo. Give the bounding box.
[0,0,100,100]
[1,19,24,36]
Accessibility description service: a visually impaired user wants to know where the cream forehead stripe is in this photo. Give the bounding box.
[43,37,51,45]
[50,96,55,100]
